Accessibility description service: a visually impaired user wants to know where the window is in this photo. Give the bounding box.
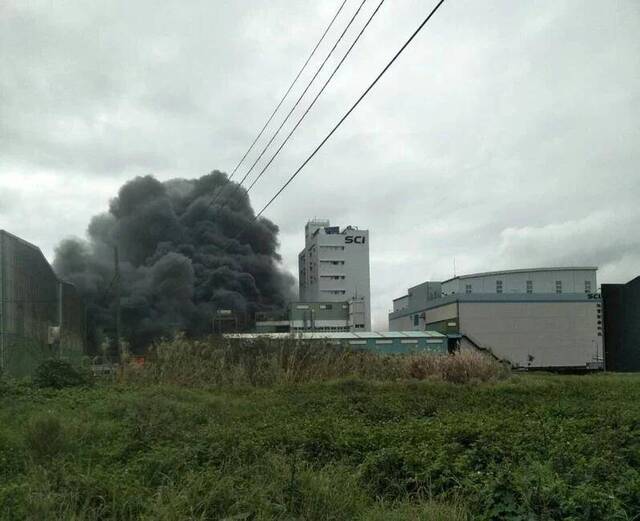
[465,284,472,294]
[556,281,562,294]
[585,281,591,293]
[526,280,533,294]
[413,314,419,326]
[355,324,365,329]
[496,280,503,294]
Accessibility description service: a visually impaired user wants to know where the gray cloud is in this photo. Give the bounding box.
[1,0,639,329]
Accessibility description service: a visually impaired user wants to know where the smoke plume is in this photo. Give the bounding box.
[54,172,295,352]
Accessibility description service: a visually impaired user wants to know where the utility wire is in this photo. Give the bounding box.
[210,0,369,211]
[101,0,448,316]
[244,0,386,196]
[254,0,447,219]
[228,0,349,181]
[246,0,447,225]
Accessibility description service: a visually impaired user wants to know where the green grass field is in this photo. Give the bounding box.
[1,373,639,520]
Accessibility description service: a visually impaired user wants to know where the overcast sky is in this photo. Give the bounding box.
[1,0,639,329]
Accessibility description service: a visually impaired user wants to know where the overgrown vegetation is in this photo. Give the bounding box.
[0,344,638,520]
[33,359,91,389]
[124,336,509,386]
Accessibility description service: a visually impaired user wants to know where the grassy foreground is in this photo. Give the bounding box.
[1,373,640,520]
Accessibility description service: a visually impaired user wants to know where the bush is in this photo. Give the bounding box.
[33,359,90,389]
[24,414,66,463]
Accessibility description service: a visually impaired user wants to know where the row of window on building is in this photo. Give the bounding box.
[295,303,349,310]
[464,280,593,295]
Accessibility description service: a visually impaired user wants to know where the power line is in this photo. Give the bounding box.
[211,0,370,211]
[254,0,447,220]
[244,0,386,196]
[104,0,448,317]
[209,0,447,252]
[228,0,349,182]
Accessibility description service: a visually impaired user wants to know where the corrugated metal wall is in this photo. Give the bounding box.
[0,231,85,377]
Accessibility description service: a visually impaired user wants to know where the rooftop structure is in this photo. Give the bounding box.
[441,267,598,296]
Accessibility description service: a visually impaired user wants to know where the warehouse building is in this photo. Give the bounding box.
[226,330,448,355]
[389,267,603,370]
[298,219,370,330]
[0,230,85,377]
[602,276,640,371]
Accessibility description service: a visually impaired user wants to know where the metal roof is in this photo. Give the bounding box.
[441,266,598,284]
[225,330,446,340]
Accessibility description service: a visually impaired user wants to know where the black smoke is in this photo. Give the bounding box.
[53,172,295,352]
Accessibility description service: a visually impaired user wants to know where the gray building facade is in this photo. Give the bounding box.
[298,220,370,330]
[389,267,603,370]
[0,230,85,377]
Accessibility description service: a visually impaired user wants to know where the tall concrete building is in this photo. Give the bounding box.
[298,219,371,330]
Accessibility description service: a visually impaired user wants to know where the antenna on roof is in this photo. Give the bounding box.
[453,257,457,278]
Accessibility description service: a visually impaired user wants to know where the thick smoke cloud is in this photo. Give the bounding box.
[54,172,295,352]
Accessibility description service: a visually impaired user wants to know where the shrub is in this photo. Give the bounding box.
[33,359,90,389]
[24,414,66,463]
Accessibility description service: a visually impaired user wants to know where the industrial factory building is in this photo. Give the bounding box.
[0,230,85,377]
[602,276,640,372]
[298,219,370,330]
[389,267,603,370]
[226,330,448,355]
[255,300,367,333]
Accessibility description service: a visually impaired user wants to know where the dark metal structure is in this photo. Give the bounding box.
[0,230,85,377]
[602,276,640,371]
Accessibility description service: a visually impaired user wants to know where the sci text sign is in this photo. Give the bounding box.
[344,235,366,244]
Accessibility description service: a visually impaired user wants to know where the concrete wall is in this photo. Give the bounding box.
[442,268,597,296]
[459,300,602,368]
[388,314,413,332]
[392,295,409,312]
[425,302,458,325]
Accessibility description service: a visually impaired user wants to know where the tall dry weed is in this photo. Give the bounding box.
[123,336,508,387]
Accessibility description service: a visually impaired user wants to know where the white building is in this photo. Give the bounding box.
[441,267,598,296]
[298,219,371,330]
[389,267,603,370]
